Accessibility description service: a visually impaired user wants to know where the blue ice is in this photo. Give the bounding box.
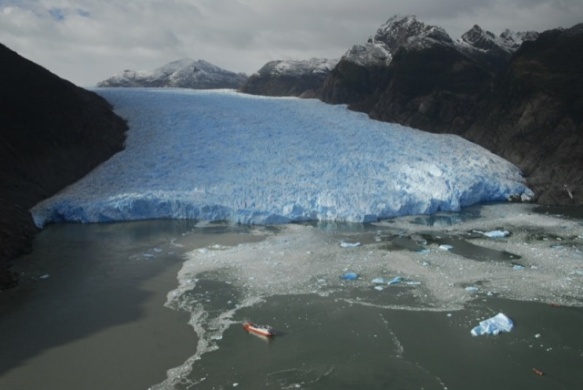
[471,313,514,336]
[30,88,533,227]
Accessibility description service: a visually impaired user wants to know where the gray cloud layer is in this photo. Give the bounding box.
[1,0,581,86]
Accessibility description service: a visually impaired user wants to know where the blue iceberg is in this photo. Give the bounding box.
[471,313,514,336]
[340,272,359,280]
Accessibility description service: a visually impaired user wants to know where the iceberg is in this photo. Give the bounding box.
[30,89,533,227]
[482,230,510,238]
[340,272,359,280]
[471,313,514,336]
[340,241,361,248]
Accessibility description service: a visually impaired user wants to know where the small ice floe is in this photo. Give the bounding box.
[439,244,453,251]
[465,286,479,293]
[482,230,510,238]
[372,276,414,286]
[340,272,358,280]
[374,286,385,291]
[512,264,526,271]
[340,241,361,248]
[418,248,431,254]
[471,313,514,336]
[39,274,50,279]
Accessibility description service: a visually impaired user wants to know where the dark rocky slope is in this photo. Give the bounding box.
[319,16,581,205]
[464,25,583,205]
[0,43,128,289]
[368,42,493,134]
[320,15,532,134]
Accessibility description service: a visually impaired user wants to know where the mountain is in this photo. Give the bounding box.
[319,15,536,130]
[97,58,248,89]
[238,58,338,97]
[317,15,583,205]
[455,25,539,69]
[464,24,583,204]
[0,43,128,289]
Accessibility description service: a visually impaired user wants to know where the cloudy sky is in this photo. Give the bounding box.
[1,0,581,86]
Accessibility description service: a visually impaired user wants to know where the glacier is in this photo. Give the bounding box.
[30,88,532,227]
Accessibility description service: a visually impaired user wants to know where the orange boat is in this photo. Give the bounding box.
[243,321,276,337]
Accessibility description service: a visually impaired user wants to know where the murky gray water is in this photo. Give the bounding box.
[1,204,582,389]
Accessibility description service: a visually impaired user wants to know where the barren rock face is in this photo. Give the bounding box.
[319,17,582,206]
[464,25,583,205]
[0,42,128,288]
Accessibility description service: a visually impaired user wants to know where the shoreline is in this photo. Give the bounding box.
[2,202,582,291]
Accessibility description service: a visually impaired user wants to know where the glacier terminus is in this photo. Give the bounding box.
[31,88,533,227]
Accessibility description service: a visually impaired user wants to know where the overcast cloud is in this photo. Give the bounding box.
[1,0,581,86]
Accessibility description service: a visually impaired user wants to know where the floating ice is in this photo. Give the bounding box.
[340,241,361,248]
[340,272,359,280]
[439,245,453,251]
[30,88,532,227]
[388,276,402,285]
[471,313,514,336]
[482,230,510,238]
[465,286,479,293]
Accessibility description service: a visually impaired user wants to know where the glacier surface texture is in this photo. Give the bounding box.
[31,88,532,227]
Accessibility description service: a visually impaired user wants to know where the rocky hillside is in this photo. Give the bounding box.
[98,58,247,89]
[239,58,338,97]
[320,15,536,134]
[0,43,128,289]
[319,15,582,205]
[464,24,583,204]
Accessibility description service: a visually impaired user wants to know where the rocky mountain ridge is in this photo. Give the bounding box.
[316,15,582,205]
[238,58,338,97]
[97,58,247,89]
[0,43,128,289]
[464,24,583,204]
[320,15,537,111]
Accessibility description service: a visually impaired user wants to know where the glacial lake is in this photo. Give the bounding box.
[1,203,582,389]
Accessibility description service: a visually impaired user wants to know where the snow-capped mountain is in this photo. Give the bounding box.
[340,15,453,68]
[340,15,536,69]
[374,14,454,52]
[319,15,582,205]
[499,29,540,51]
[320,14,540,120]
[455,25,539,67]
[97,58,247,89]
[254,58,338,77]
[239,58,337,97]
